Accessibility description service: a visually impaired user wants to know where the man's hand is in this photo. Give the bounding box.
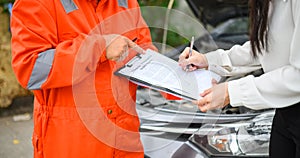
[178,47,208,71]
[104,35,144,62]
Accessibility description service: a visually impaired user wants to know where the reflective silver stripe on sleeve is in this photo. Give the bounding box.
[27,49,55,90]
[60,0,78,14]
[118,0,128,8]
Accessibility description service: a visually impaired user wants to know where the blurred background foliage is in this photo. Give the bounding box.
[138,0,189,50]
[0,0,12,13]
[0,0,13,5]
[138,0,173,7]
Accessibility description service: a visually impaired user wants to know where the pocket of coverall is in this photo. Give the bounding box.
[32,133,43,158]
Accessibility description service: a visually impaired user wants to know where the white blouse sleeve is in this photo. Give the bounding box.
[205,41,260,67]
[228,5,300,110]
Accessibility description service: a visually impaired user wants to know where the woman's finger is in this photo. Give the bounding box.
[198,105,208,112]
[211,79,218,85]
[200,88,212,97]
[178,47,190,60]
[197,98,207,107]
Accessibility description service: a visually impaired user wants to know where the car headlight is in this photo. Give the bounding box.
[207,127,239,154]
[190,110,274,157]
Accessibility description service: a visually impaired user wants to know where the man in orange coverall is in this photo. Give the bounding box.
[10,0,156,157]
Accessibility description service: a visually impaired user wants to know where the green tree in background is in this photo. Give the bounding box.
[138,0,188,50]
[0,0,14,4]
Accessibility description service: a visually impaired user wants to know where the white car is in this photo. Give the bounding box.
[137,0,274,157]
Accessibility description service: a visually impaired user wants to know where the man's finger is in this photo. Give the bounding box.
[127,39,145,54]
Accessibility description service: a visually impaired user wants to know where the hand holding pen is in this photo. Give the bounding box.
[186,36,194,70]
[178,36,209,71]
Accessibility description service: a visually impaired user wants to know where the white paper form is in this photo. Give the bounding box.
[115,49,221,101]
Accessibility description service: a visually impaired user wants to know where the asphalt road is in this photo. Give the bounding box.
[0,96,34,158]
[0,114,33,158]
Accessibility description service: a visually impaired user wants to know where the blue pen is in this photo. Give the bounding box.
[186,36,194,70]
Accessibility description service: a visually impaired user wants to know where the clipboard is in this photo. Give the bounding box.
[114,49,221,101]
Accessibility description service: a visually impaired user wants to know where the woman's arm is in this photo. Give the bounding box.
[205,41,260,67]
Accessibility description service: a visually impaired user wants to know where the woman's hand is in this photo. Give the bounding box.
[178,47,208,71]
[194,81,230,112]
[104,35,144,62]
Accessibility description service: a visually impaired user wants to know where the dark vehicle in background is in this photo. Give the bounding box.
[137,0,274,158]
[164,0,250,60]
[187,0,249,49]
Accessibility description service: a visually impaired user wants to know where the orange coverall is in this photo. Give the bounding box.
[11,0,154,157]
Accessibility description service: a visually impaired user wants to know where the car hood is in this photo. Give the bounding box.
[186,0,249,27]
